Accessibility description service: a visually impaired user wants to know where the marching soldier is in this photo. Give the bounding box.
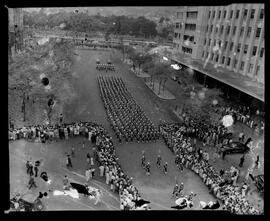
[145,162,151,176]
[156,155,162,168]
[163,162,168,174]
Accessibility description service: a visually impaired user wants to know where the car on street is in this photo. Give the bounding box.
[220,141,250,155]
[253,174,264,195]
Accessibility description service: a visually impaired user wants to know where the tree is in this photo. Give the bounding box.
[148,62,172,94]
[131,53,153,74]
[184,87,224,125]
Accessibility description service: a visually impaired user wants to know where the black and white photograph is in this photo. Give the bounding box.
[7,3,264,214]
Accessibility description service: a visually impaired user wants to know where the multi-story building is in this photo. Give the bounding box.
[173,4,264,84]
[8,8,24,54]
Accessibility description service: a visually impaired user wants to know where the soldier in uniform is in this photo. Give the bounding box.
[156,155,162,168]
[163,162,168,174]
[145,162,151,176]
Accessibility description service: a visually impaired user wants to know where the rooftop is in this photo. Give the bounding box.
[171,53,264,102]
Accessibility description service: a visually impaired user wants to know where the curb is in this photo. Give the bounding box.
[144,82,176,100]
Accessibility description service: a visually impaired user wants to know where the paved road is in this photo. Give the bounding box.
[9,47,263,211]
[9,138,120,211]
[62,48,216,210]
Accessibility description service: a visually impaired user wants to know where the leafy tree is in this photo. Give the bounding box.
[148,62,173,94]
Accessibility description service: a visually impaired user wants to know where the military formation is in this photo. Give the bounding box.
[98,76,159,143]
[96,63,115,72]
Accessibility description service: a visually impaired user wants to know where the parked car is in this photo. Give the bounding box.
[220,141,250,155]
[10,193,45,212]
[254,174,264,194]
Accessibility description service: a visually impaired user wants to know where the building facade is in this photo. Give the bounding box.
[173,4,264,84]
[9,8,24,54]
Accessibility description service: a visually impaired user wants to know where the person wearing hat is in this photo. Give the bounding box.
[141,154,146,169]
[156,155,162,168]
[163,162,168,174]
[172,183,179,198]
[145,162,151,176]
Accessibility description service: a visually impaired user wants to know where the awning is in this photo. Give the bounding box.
[171,54,264,102]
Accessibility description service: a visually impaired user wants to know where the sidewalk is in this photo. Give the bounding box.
[145,80,176,100]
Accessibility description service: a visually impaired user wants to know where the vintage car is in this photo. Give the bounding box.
[10,193,44,212]
[220,141,250,155]
[253,174,264,195]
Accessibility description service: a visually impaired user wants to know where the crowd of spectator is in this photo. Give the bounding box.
[180,109,233,148]
[159,122,262,215]
[8,121,146,210]
[214,104,264,135]
[98,76,159,143]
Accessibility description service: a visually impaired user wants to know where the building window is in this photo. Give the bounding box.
[233,59,238,68]
[213,39,216,46]
[252,46,257,56]
[230,10,233,19]
[260,48,264,57]
[248,64,254,73]
[218,40,222,47]
[244,44,248,54]
[183,35,194,42]
[230,42,234,51]
[256,28,261,38]
[240,26,244,37]
[212,11,215,18]
[226,26,230,35]
[216,54,219,62]
[224,41,228,50]
[187,11,198,19]
[232,26,237,35]
[215,27,218,33]
[237,43,241,52]
[243,9,248,20]
[210,25,213,33]
[240,61,245,70]
[182,46,193,54]
[259,8,264,19]
[250,9,255,19]
[227,57,231,66]
[185,23,196,31]
[206,52,209,58]
[236,10,240,19]
[218,10,221,19]
[208,39,211,46]
[209,11,211,18]
[174,33,178,38]
[211,53,214,60]
[204,38,207,45]
[178,33,181,39]
[223,10,227,18]
[246,27,252,37]
[202,51,204,58]
[255,65,260,76]
[222,56,225,64]
[220,25,224,35]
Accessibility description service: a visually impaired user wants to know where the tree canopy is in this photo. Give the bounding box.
[24,11,158,39]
